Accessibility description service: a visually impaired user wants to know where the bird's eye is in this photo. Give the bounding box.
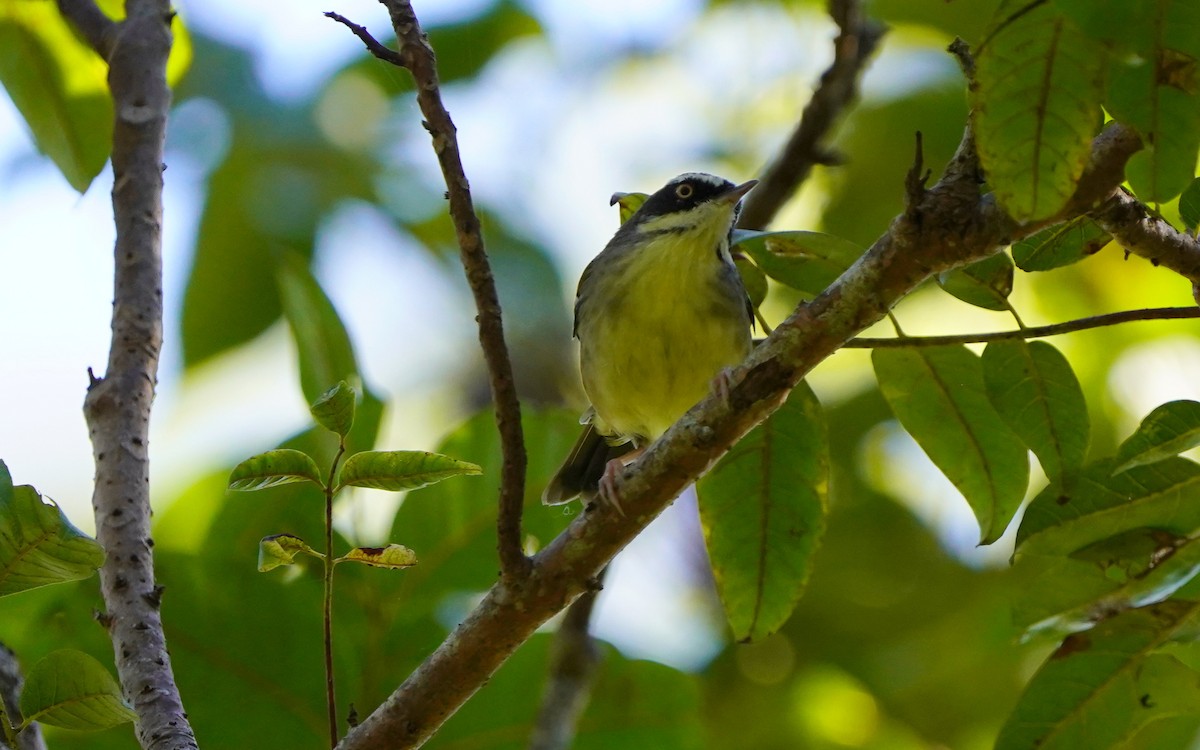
[675,183,694,199]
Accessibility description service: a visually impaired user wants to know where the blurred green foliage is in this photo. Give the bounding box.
[4,0,1200,748]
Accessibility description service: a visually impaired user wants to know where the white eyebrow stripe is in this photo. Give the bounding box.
[667,172,727,188]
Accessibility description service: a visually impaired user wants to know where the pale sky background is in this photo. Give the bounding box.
[4,0,1200,668]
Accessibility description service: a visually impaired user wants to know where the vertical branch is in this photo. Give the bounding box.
[56,0,198,748]
[737,0,885,230]
[0,645,46,750]
[334,2,530,581]
[528,573,606,750]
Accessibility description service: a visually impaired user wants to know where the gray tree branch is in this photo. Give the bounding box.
[55,0,198,748]
[337,0,531,582]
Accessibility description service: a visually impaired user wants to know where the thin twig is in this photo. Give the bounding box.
[737,0,885,230]
[323,440,349,748]
[324,12,404,66]
[845,307,1200,348]
[0,645,45,750]
[528,572,606,750]
[329,3,531,582]
[56,1,198,748]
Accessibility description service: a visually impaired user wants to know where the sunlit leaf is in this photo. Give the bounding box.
[973,3,1105,221]
[0,482,104,598]
[874,345,1030,543]
[19,649,135,731]
[0,3,110,192]
[937,253,1014,311]
[1017,458,1200,556]
[257,533,323,572]
[0,2,191,193]
[335,544,418,570]
[983,340,1089,483]
[1013,528,1200,636]
[336,450,481,493]
[995,602,1200,750]
[1115,400,1200,474]
[697,382,828,642]
[1011,216,1111,271]
[310,380,356,438]
[733,230,862,297]
[228,449,323,491]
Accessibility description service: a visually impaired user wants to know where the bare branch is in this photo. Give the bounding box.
[335,1,531,581]
[1093,189,1200,285]
[324,12,405,66]
[60,0,199,747]
[846,306,1200,348]
[335,116,1146,750]
[55,0,117,59]
[528,573,605,750]
[0,645,46,750]
[737,0,885,230]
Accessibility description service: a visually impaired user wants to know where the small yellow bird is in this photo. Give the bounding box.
[542,172,757,507]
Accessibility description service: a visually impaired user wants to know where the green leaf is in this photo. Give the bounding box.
[733,230,862,298]
[1013,528,1200,635]
[336,450,482,493]
[973,3,1105,221]
[228,449,323,491]
[612,191,648,225]
[0,460,12,504]
[982,340,1089,483]
[874,345,1030,543]
[276,252,361,406]
[0,3,191,193]
[385,408,579,614]
[257,533,323,572]
[734,255,768,311]
[1011,216,1112,272]
[19,649,135,731]
[1116,400,1200,474]
[995,602,1200,750]
[0,485,104,597]
[1181,177,1200,234]
[1097,0,1200,203]
[936,253,1014,311]
[181,141,376,369]
[334,544,418,569]
[0,3,111,192]
[1017,458,1200,556]
[697,382,829,642]
[310,380,356,438]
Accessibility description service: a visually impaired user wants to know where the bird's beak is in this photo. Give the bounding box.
[719,179,758,204]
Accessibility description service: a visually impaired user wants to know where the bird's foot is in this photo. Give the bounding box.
[597,447,646,517]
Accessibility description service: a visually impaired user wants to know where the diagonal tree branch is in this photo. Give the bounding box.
[335,101,1147,750]
[737,0,885,230]
[329,1,531,582]
[56,1,198,748]
[1093,188,1200,285]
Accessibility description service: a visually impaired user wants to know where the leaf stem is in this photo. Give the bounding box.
[845,306,1200,348]
[324,439,348,748]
